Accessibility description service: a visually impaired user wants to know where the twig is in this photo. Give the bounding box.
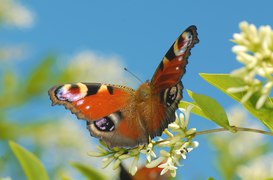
[195,126,273,136]
[154,126,273,145]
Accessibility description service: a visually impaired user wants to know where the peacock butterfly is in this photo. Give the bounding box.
[48,26,199,148]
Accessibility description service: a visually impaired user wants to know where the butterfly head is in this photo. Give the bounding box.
[135,82,152,101]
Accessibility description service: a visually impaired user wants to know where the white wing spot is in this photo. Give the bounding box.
[86,105,90,110]
[77,99,84,105]
[176,67,179,70]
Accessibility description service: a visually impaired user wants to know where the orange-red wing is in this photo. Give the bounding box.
[48,83,134,121]
[151,25,199,91]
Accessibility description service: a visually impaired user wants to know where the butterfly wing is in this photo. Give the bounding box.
[49,83,147,147]
[144,26,199,138]
[151,25,199,90]
[49,83,133,120]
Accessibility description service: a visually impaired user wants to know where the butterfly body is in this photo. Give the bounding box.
[49,26,199,147]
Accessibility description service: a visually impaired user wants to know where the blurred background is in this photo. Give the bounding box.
[0,0,273,179]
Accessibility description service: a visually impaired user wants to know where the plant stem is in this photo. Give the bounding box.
[195,126,273,136]
[155,126,273,145]
[155,126,273,144]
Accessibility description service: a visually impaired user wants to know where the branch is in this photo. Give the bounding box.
[195,126,273,136]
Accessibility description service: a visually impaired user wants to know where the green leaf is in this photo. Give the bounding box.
[187,90,232,130]
[179,101,210,120]
[207,178,215,180]
[24,56,56,96]
[200,73,273,132]
[70,162,107,180]
[9,141,49,180]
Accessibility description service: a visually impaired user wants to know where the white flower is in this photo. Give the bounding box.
[179,105,193,129]
[146,157,166,168]
[140,142,156,162]
[158,157,177,177]
[190,141,199,148]
[185,128,197,136]
[230,22,273,109]
[129,155,139,175]
[175,142,193,160]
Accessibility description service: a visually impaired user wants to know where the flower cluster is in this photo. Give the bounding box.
[88,106,198,177]
[228,21,273,109]
[0,0,34,28]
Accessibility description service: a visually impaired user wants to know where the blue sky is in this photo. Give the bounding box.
[1,0,273,179]
[3,0,273,97]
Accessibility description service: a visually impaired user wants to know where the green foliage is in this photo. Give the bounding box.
[179,101,210,120]
[0,53,92,178]
[70,162,107,180]
[207,178,215,180]
[200,73,273,132]
[9,141,49,180]
[24,56,57,96]
[0,56,57,108]
[186,90,232,131]
[0,121,20,139]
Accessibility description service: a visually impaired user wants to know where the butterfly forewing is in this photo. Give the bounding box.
[151,25,199,90]
[143,26,199,139]
[49,83,134,121]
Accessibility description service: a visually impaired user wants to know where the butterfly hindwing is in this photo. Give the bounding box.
[87,114,148,147]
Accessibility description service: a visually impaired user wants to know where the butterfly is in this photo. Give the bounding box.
[48,25,199,148]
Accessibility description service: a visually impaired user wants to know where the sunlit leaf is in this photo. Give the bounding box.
[200,73,273,132]
[70,162,106,180]
[0,121,19,139]
[187,90,232,131]
[179,101,209,120]
[24,55,56,96]
[0,70,18,107]
[9,141,49,180]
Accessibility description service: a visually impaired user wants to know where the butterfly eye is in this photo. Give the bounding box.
[54,83,87,102]
[166,87,178,106]
[161,85,180,107]
[94,117,115,132]
[92,111,122,132]
[187,34,192,40]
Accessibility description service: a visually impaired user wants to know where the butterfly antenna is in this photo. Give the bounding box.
[124,67,143,83]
